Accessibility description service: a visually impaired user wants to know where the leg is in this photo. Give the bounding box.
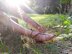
[3,6,46,33]
[9,18,55,43]
[0,10,55,43]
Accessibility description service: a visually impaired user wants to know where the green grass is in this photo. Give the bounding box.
[28,14,68,28]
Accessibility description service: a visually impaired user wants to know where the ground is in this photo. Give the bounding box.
[0,14,72,54]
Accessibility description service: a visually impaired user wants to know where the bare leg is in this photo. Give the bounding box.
[3,6,46,33]
[9,19,55,42]
[17,7,46,33]
[0,10,55,43]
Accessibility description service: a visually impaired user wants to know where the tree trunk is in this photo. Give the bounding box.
[69,0,72,16]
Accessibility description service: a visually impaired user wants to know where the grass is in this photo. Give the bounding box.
[28,14,68,28]
[19,14,67,27]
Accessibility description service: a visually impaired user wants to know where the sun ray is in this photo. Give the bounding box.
[5,0,31,7]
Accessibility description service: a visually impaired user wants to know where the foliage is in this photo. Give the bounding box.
[60,0,71,4]
[29,14,71,34]
[30,0,60,14]
[29,14,69,27]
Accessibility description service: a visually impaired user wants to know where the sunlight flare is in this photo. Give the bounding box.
[5,0,31,7]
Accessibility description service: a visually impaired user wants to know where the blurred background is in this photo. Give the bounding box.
[0,0,72,54]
